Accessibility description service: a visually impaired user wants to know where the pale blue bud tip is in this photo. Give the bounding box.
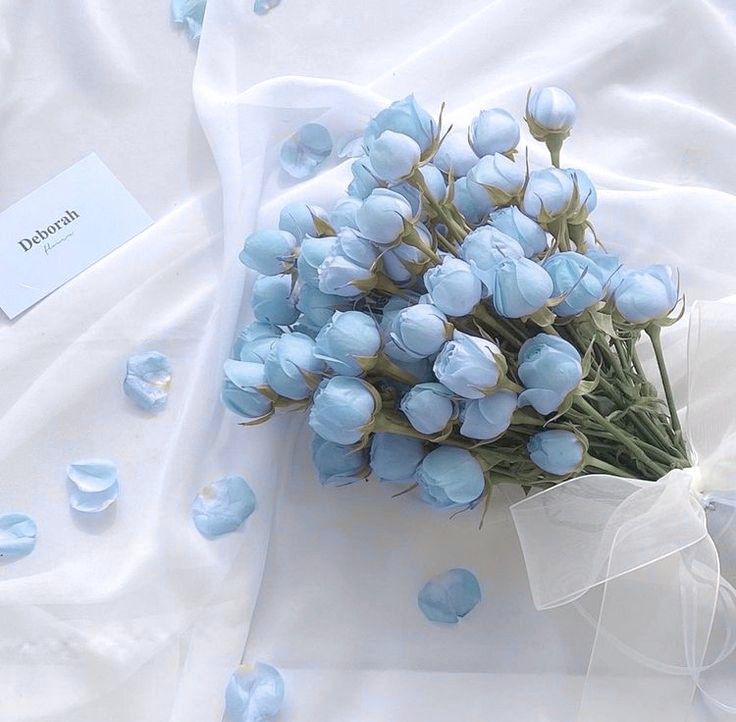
[418,568,482,624]
[192,475,256,538]
[0,513,37,558]
[67,459,120,513]
[123,351,172,413]
[225,662,284,722]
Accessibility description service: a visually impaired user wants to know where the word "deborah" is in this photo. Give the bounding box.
[18,210,80,252]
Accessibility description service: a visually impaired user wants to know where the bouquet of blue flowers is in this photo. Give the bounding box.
[224,88,688,513]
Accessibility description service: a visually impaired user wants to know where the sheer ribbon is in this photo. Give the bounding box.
[511,299,736,721]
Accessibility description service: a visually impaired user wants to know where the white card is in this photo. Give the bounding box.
[0,153,153,319]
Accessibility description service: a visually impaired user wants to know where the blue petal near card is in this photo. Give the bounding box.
[0,513,37,558]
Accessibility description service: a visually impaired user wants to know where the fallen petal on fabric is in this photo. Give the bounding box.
[171,0,206,40]
[418,568,482,623]
[66,459,118,493]
[225,662,284,722]
[69,480,120,513]
[0,513,37,558]
[253,0,282,15]
[280,123,332,179]
[192,475,256,537]
[123,351,172,412]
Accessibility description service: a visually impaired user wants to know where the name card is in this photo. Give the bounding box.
[0,153,153,319]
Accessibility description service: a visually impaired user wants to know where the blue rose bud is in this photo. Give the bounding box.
[433,331,503,399]
[469,108,520,157]
[278,201,329,240]
[330,196,362,230]
[369,130,422,183]
[522,168,575,224]
[381,224,433,284]
[417,447,485,507]
[452,176,494,225]
[232,321,282,362]
[251,274,299,326]
[526,87,577,140]
[586,249,622,296]
[239,229,298,276]
[308,376,381,445]
[543,251,607,316]
[419,164,447,202]
[348,157,382,199]
[459,225,524,293]
[364,94,436,153]
[492,257,554,318]
[528,429,584,476]
[424,257,482,317]
[390,303,453,359]
[221,361,275,422]
[565,168,597,225]
[317,228,378,297]
[466,153,525,207]
[614,265,678,324]
[434,130,479,177]
[296,284,350,327]
[460,390,518,440]
[400,382,456,435]
[297,235,337,287]
[264,332,325,400]
[489,207,548,257]
[312,435,370,485]
[356,188,414,245]
[314,310,382,376]
[517,334,582,415]
[370,432,425,483]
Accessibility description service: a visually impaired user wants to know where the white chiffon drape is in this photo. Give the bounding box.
[1,1,736,721]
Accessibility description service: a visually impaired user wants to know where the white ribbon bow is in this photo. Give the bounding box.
[511,299,736,721]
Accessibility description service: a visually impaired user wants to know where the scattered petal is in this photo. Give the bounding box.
[0,513,37,558]
[336,134,365,159]
[192,476,256,537]
[67,459,118,493]
[67,459,119,513]
[418,568,481,624]
[123,351,172,413]
[254,0,281,14]
[69,480,120,513]
[225,663,284,722]
[171,0,206,40]
[280,123,332,180]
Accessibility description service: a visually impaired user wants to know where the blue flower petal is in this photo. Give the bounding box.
[254,0,281,14]
[418,568,481,624]
[171,0,206,40]
[280,123,332,180]
[0,513,37,558]
[66,459,118,493]
[192,476,256,538]
[225,662,284,722]
[69,480,120,513]
[123,351,172,413]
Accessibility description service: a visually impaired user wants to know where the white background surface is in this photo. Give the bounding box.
[2,0,736,720]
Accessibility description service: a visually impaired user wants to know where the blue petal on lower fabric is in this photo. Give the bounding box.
[225,662,284,721]
[418,568,482,623]
[192,476,256,538]
[0,513,37,558]
[69,480,120,513]
[171,0,206,39]
[280,123,333,180]
[123,351,172,412]
[254,0,282,15]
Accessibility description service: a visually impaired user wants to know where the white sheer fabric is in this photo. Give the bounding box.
[1,0,736,721]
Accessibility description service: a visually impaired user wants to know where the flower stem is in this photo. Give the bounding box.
[586,456,633,477]
[645,325,682,435]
